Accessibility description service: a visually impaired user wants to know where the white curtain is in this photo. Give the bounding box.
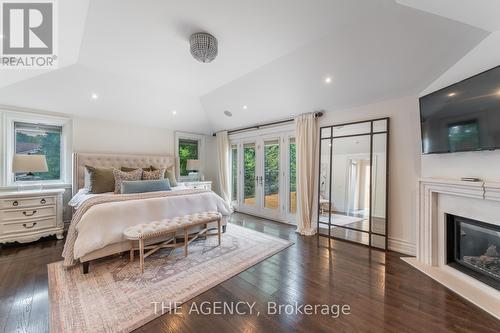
[295,113,319,235]
[216,131,231,204]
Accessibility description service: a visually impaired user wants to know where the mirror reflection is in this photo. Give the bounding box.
[318,118,388,248]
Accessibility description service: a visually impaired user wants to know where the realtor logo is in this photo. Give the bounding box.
[1,0,57,68]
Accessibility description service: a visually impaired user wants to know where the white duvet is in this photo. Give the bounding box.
[70,190,232,260]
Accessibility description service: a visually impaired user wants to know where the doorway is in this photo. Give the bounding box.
[230,127,296,224]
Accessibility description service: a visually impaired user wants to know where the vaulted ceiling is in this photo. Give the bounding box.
[0,0,493,133]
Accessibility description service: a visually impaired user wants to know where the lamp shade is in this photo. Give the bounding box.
[12,154,48,173]
[186,159,201,171]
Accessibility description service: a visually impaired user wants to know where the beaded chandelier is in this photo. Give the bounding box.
[189,32,218,63]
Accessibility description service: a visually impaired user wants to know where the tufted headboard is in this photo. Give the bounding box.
[72,153,177,194]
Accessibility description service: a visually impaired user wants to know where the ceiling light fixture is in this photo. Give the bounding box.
[447,92,456,97]
[224,110,232,117]
[190,32,218,63]
[172,110,177,115]
[242,105,248,110]
[91,93,98,100]
[324,76,332,84]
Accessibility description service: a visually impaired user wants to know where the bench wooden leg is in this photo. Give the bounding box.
[184,228,188,257]
[217,219,221,246]
[130,241,135,262]
[82,261,89,274]
[139,239,144,274]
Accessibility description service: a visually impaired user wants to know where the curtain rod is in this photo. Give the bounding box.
[212,111,324,137]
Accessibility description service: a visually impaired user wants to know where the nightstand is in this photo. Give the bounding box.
[182,181,212,190]
[0,189,65,244]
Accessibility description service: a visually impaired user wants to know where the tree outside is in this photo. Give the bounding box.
[178,139,199,176]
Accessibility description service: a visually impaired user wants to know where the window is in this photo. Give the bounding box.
[14,122,62,181]
[175,132,205,180]
[178,139,199,176]
[1,111,71,186]
[231,144,238,201]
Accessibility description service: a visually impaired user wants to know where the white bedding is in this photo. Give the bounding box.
[69,183,190,209]
[69,190,232,261]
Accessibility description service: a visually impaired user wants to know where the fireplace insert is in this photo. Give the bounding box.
[446,214,500,291]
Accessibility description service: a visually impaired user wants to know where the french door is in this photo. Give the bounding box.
[231,130,296,224]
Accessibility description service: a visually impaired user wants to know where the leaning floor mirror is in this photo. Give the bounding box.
[317,118,389,249]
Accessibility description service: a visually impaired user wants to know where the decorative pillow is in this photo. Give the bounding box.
[142,168,166,180]
[85,166,115,194]
[121,179,171,194]
[121,166,152,172]
[151,165,178,187]
[112,168,143,194]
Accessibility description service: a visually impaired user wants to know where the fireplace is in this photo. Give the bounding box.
[447,214,500,291]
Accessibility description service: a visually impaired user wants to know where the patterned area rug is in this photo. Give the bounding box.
[48,224,292,333]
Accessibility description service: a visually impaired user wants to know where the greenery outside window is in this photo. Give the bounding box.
[14,122,62,181]
[178,139,199,176]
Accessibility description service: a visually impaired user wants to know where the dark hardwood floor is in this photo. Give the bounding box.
[1,212,499,333]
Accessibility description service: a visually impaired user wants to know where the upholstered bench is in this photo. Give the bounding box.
[124,211,222,273]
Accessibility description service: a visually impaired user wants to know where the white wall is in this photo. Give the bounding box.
[72,117,175,155]
[320,96,421,255]
[420,31,500,181]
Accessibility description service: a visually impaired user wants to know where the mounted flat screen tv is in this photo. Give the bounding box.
[419,65,500,154]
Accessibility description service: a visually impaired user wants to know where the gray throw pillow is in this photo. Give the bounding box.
[121,179,171,194]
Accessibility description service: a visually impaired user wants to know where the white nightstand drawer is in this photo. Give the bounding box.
[0,196,56,209]
[0,206,56,222]
[2,217,57,234]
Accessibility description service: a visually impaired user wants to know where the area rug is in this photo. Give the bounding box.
[48,224,292,333]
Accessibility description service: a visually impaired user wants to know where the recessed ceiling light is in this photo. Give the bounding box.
[224,110,232,117]
[172,110,177,115]
[447,92,456,97]
[242,105,248,110]
[91,93,98,100]
[324,76,332,84]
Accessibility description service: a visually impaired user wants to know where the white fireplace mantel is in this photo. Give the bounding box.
[402,178,500,320]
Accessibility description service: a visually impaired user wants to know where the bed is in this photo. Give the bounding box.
[63,153,232,272]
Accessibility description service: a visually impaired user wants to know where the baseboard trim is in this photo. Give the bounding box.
[388,237,416,256]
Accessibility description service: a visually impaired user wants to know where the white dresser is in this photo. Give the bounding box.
[0,189,65,244]
[182,181,212,190]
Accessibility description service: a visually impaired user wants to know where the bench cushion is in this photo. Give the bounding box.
[124,211,222,240]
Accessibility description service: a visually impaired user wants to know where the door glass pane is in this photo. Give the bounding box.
[231,145,238,202]
[289,138,296,214]
[319,139,331,224]
[243,143,256,205]
[331,135,371,232]
[264,139,280,210]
